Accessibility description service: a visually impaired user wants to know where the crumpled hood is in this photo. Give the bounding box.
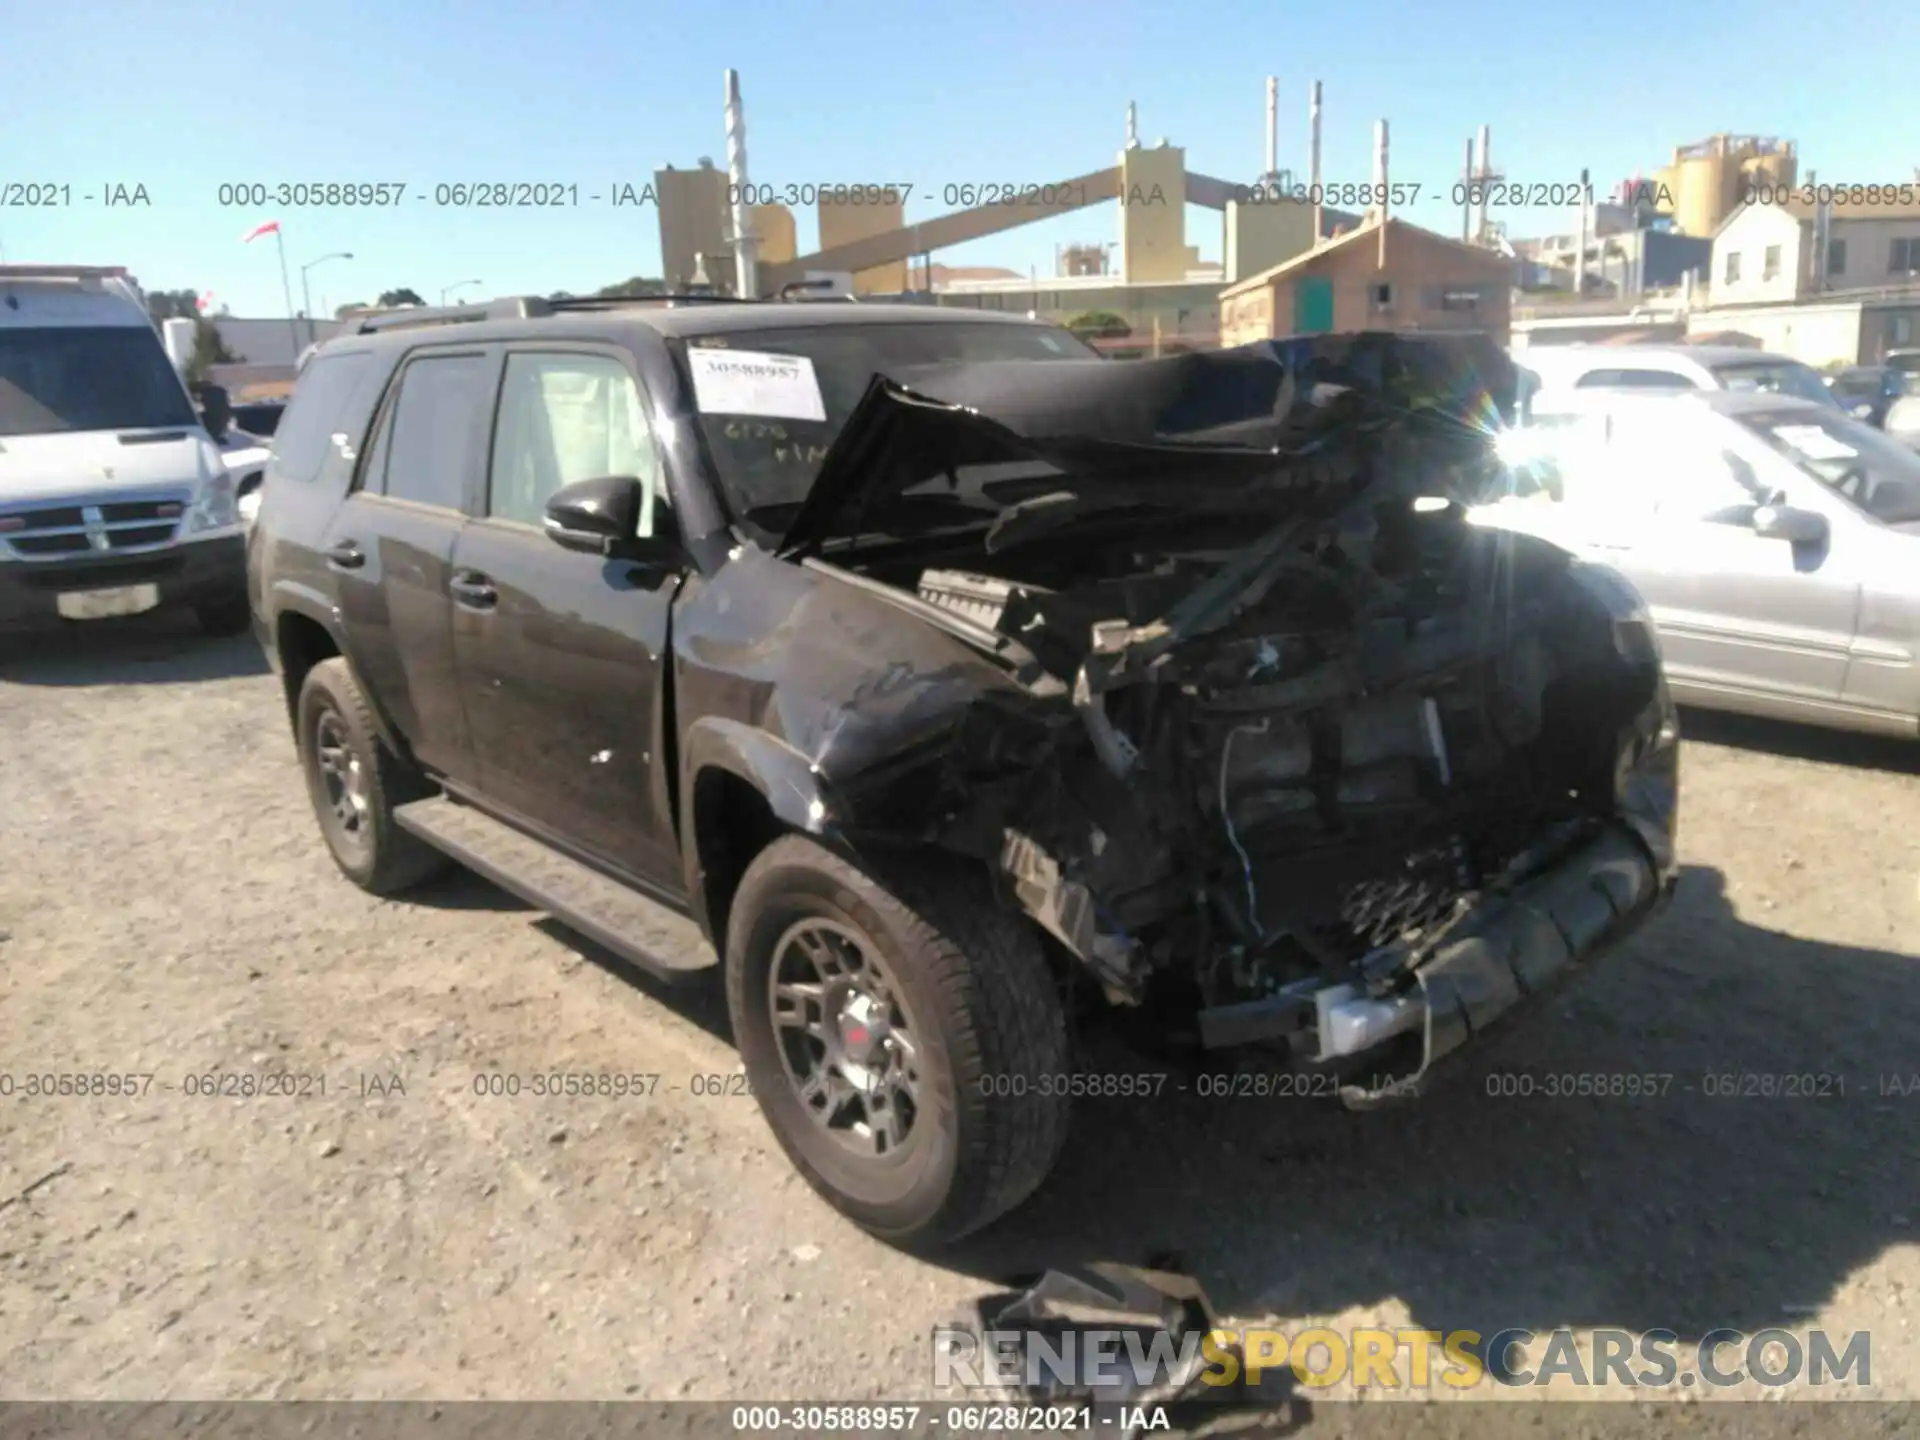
[0,427,212,505]
[776,331,1520,558]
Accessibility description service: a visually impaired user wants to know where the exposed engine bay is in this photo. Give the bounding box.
[785,334,1678,1095]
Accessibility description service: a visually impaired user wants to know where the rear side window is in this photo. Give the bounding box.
[273,352,375,482]
[1574,368,1695,390]
[379,352,492,511]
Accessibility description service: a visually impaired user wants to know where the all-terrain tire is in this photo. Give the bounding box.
[295,657,449,896]
[725,835,1071,1247]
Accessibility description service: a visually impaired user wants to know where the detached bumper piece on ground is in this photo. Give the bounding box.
[943,1263,1257,1405]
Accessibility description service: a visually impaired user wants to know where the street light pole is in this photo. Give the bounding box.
[441,279,483,306]
[299,251,354,348]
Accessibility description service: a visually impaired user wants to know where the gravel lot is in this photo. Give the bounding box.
[2,615,1917,1430]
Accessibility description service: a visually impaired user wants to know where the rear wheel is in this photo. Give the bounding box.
[295,657,448,895]
[725,835,1071,1246]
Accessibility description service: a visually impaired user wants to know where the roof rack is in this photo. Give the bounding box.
[354,291,770,334]
[355,297,540,334]
[0,264,131,281]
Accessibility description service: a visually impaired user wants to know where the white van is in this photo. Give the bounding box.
[0,266,250,637]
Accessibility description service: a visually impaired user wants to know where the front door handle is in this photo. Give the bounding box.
[450,571,498,610]
[326,540,366,570]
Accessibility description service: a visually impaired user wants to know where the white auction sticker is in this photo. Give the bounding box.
[688,348,827,422]
[1772,424,1859,462]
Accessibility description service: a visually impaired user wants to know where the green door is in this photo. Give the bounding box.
[1292,276,1334,333]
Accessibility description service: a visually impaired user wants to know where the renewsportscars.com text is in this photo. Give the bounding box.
[932,1324,1872,1392]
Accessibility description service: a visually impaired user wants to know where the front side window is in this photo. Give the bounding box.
[488,352,662,531]
[380,352,492,511]
[0,325,199,437]
[1504,405,1755,523]
[1597,410,1761,522]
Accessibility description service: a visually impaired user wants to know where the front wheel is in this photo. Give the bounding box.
[725,836,1071,1247]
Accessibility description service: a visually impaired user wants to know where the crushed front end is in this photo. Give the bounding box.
[797,334,1679,1103]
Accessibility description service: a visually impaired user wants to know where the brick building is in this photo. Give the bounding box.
[1219,218,1515,346]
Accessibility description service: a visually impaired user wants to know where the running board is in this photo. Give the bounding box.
[394,797,715,982]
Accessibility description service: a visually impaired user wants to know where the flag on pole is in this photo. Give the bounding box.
[241,220,281,244]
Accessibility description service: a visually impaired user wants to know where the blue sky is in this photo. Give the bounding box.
[2,0,1907,316]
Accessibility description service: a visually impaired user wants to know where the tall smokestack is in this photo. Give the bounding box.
[1264,76,1279,180]
[1463,137,1476,241]
[1374,119,1390,269]
[1474,124,1492,246]
[723,70,758,299]
[1308,81,1323,242]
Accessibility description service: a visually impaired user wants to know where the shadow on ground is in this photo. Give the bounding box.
[533,918,735,1047]
[404,867,539,915]
[1679,705,1920,775]
[929,862,1920,1349]
[0,612,269,686]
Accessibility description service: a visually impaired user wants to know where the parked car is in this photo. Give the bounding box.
[1825,365,1910,428]
[1519,344,1842,415]
[1878,352,1920,451]
[0,266,250,637]
[251,302,1679,1244]
[1487,388,1920,736]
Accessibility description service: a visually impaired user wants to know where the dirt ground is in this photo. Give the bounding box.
[2,614,1917,1432]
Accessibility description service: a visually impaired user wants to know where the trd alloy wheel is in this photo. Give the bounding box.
[725,834,1071,1246]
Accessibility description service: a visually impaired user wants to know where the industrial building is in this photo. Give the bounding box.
[1219,217,1516,346]
[651,80,1346,318]
[1641,134,1799,238]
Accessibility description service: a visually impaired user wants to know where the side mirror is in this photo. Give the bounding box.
[544,474,680,563]
[1850,402,1876,421]
[1752,503,1829,546]
[197,383,232,440]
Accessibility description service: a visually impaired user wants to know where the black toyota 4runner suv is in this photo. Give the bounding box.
[249,298,1679,1245]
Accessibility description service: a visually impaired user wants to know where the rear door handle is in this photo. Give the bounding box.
[326,540,365,570]
[450,571,498,610]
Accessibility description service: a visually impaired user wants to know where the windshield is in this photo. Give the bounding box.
[1738,407,1920,524]
[673,320,1098,525]
[0,325,200,438]
[1711,359,1839,408]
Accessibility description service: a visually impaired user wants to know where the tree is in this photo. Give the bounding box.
[145,289,203,322]
[334,301,370,318]
[548,290,575,301]
[1066,309,1131,340]
[377,287,425,308]
[594,276,669,299]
